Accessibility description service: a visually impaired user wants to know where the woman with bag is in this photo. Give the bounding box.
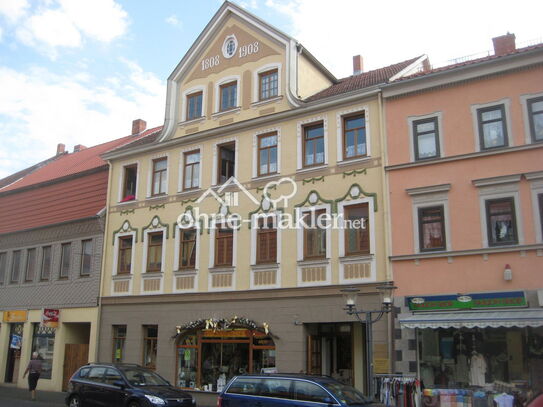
[23,352,42,401]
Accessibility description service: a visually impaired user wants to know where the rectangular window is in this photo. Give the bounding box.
[259,69,278,100]
[187,91,203,121]
[256,217,277,264]
[80,240,92,276]
[218,143,235,184]
[10,250,21,283]
[146,232,163,272]
[257,133,278,176]
[477,105,508,149]
[343,114,367,160]
[25,248,36,282]
[486,198,518,246]
[118,236,133,274]
[215,228,233,267]
[41,246,52,280]
[344,203,370,255]
[183,150,200,190]
[418,206,446,251]
[303,123,325,167]
[59,243,71,279]
[112,325,126,363]
[303,209,327,259]
[413,117,439,160]
[143,325,158,370]
[220,81,237,111]
[179,228,197,269]
[121,164,137,202]
[151,158,167,196]
[32,324,55,379]
[0,252,6,284]
[528,96,543,142]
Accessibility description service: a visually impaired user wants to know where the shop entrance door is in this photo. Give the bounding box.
[5,323,24,383]
[63,344,89,391]
[306,323,353,385]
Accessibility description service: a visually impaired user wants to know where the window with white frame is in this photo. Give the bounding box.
[220,81,238,111]
[342,114,367,160]
[121,164,138,202]
[151,157,168,196]
[116,234,134,275]
[178,228,197,270]
[259,69,278,101]
[343,203,370,255]
[186,91,203,121]
[183,150,200,191]
[257,133,278,176]
[146,231,164,272]
[296,206,331,261]
[407,184,451,253]
[413,117,440,160]
[303,122,325,168]
[217,142,236,184]
[485,197,518,246]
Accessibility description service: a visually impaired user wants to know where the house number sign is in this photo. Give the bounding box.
[201,34,260,71]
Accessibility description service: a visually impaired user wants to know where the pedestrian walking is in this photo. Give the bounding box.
[22,351,42,401]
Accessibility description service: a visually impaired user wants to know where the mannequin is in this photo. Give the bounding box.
[469,350,487,386]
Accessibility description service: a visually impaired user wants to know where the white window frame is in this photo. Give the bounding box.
[336,105,372,164]
[112,231,136,276]
[178,145,203,193]
[212,137,238,185]
[250,213,282,266]
[174,225,201,271]
[214,75,241,113]
[474,177,523,248]
[407,111,444,162]
[297,115,328,171]
[141,227,167,274]
[181,85,206,123]
[407,185,452,254]
[526,171,543,244]
[520,91,543,144]
[296,204,332,261]
[117,161,140,203]
[338,197,376,257]
[146,153,169,198]
[252,63,282,103]
[252,127,281,179]
[208,223,238,269]
[470,98,513,151]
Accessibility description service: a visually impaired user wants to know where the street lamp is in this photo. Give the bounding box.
[341,283,397,399]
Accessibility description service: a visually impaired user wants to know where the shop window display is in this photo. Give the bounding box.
[32,324,55,380]
[417,327,543,388]
[176,329,275,391]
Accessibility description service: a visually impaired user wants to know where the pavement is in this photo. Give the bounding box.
[0,385,65,407]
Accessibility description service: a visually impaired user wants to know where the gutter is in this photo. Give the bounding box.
[103,85,382,161]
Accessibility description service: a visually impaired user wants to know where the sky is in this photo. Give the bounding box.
[0,0,542,178]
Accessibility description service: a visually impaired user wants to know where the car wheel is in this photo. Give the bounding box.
[69,395,81,407]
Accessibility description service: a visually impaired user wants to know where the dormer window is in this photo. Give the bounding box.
[220,81,237,111]
[259,69,278,101]
[121,164,137,202]
[187,92,203,121]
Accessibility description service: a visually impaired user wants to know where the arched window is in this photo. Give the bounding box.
[176,328,275,391]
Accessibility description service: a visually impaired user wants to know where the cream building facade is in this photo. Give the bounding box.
[99,2,424,401]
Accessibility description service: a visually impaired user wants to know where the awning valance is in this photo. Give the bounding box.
[399,309,543,329]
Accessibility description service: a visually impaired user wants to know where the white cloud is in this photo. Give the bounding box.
[267,0,543,78]
[11,0,128,57]
[0,61,165,178]
[165,14,181,27]
[0,0,29,23]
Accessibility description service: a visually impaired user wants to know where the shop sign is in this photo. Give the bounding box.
[407,291,526,311]
[202,329,249,338]
[3,310,27,322]
[41,309,60,328]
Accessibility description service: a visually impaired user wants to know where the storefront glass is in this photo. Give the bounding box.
[417,327,543,388]
[32,324,55,380]
[176,329,275,391]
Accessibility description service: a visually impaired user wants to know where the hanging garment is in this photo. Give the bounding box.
[469,353,487,386]
[494,394,514,407]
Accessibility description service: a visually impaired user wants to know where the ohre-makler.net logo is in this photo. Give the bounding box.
[176,177,368,231]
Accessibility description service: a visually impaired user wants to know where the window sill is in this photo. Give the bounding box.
[339,254,373,263]
[174,269,198,275]
[209,266,235,273]
[143,271,164,277]
[251,95,283,108]
[112,273,132,280]
[178,116,206,126]
[176,188,202,197]
[211,107,241,119]
[296,164,328,175]
[145,194,169,202]
[252,262,280,270]
[337,156,372,167]
[297,258,329,266]
[118,199,138,205]
[252,173,281,182]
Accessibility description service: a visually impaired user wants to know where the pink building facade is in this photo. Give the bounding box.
[383,36,543,390]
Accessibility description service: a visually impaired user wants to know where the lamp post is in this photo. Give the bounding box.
[341,283,397,399]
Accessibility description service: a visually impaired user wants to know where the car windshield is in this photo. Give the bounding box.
[322,382,371,405]
[122,368,169,386]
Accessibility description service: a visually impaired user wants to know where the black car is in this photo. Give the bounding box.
[65,363,195,407]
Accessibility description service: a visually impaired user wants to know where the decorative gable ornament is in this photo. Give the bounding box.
[222,34,238,59]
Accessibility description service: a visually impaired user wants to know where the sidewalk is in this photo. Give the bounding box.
[0,384,65,406]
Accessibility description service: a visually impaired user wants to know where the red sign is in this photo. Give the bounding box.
[41,309,59,328]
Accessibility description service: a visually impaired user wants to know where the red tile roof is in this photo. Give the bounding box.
[105,126,163,154]
[0,154,61,189]
[394,42,543,82]
[306,56,422,102]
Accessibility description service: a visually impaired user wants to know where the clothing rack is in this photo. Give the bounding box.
[375,375,421,407]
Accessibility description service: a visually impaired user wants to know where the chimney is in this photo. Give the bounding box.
[492,33,516,56]
[353,55,363,75]
[56,143,65,155]
[132,119,147,135]
[74,144,87,152]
